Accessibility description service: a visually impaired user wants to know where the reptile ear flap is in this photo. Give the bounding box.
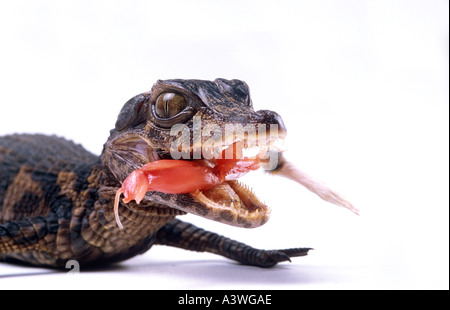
[115,94,147,131]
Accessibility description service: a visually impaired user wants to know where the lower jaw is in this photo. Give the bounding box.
[189,179,270,228]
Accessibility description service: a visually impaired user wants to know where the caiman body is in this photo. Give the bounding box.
[0,79,313,269]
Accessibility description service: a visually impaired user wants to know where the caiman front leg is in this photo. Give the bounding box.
[155,219,311,268]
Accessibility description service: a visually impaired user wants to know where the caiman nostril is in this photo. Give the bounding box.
[255,109,287,135]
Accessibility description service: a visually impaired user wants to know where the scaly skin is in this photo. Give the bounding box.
[0,79,311,268]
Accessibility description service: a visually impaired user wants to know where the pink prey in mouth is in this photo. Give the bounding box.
[114,144,261,229]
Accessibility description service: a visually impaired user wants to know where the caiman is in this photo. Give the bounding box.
[0,79,356,269]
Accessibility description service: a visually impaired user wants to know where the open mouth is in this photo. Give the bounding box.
[111,129,358,230]
[113,137,283,229]
[190,179,269,227]
[189,141,274,228]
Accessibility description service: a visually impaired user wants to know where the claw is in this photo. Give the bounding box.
[279,247,313,258]
[258,248,312,267]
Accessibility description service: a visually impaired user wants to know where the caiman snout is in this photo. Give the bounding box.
[255,109,287,137]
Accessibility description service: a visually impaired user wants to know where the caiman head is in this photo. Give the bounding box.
[102,78,357,229]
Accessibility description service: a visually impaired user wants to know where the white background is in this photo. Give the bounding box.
[0,0,448,290]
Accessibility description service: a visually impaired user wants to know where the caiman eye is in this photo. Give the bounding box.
[154,93,187,119]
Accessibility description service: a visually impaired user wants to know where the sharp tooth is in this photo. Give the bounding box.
[242,145,260,158]
[269,137,287,152]
[230,202,235,209]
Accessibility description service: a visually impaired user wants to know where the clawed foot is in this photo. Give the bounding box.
[251,247,312,268]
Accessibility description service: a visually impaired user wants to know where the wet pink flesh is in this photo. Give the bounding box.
[118,158,260,204]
